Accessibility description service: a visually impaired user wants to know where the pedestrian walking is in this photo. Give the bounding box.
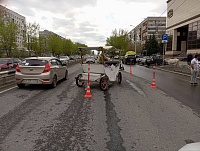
[190,54,199,85]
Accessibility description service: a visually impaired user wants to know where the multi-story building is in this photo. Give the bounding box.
[0,5,26,49]
[166,0,200,56]
[39,30,64,39]
[129,17,166,54]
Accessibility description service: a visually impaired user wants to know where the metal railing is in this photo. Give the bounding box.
[0,70,16,87]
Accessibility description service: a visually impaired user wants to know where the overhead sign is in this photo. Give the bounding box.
[162,34,168,43]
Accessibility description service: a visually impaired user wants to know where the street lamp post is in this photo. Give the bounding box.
[134,30,137,54]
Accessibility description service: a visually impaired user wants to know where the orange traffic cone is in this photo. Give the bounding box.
[130,67,132,75]
[151,78,157,88]
[130,60,132,75]
[84,85,92,98]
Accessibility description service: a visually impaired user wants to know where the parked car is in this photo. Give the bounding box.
[0,58,21,71]
[15,57,68,88]
[114,55,119,59]
[59,56,70,64]
[146,55,163,66]
[86,56,96,63]
[140,56,150,65]
[69,55,75,60]
[136,55,144,64]
[122,54,136,65]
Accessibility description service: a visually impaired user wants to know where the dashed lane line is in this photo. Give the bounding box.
[0,86,17,94]
[126,79,147,97]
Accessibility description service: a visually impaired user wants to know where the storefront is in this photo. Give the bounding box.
[166,0,200,56]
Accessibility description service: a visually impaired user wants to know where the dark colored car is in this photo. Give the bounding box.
[146,55,163,66]
[122,54,136,65]
[0,58,21,71]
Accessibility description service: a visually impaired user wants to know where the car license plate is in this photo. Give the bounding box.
[23,79,39,84]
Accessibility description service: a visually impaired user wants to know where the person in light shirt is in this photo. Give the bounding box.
[190,54,200,85]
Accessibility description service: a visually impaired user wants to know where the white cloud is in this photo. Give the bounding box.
[1,0,167,46]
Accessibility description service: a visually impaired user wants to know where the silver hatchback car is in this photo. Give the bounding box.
[15,57,68,88]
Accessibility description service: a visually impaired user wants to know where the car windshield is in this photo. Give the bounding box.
[20,59,48,66]
[60,56,69,60]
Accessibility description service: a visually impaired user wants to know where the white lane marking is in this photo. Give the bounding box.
[126,80,147,97]
[0,86,17,94]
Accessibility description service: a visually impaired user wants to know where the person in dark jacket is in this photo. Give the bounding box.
[187,53,193,65]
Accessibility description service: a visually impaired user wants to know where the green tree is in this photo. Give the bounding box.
[158,42,164,54]
[25,22,40,56]
[47,34,62,56]
[106,29,130,55]
[144,34,159,55]
[74,42,88,56]
[31,37,40,56]
[0,18,19,57]
[38,35,46,56]
[62,38,74,55]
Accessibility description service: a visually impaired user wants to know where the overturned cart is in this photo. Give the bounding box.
[75,46,122,91]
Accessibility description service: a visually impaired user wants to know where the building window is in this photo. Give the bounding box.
[188,20,200,49]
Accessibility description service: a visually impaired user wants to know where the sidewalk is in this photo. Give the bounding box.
[156,61,200,78]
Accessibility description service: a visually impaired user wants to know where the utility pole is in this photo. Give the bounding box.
[130,25,136,53]
[162,42,165,65]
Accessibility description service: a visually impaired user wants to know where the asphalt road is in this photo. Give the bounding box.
[123,64,200,115]
[0,64,200,151]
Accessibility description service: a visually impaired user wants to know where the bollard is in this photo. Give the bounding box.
[84,61,92,98]
[130,59,133,75]
[151,64,157,88]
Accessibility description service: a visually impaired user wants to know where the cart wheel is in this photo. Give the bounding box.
[117,72,122,84]
[76,74,84,87]
[100,76,108,91]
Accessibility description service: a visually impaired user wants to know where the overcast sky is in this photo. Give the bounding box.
[1,0,167,46]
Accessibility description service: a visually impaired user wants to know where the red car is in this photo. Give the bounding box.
[0,58,21,71]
